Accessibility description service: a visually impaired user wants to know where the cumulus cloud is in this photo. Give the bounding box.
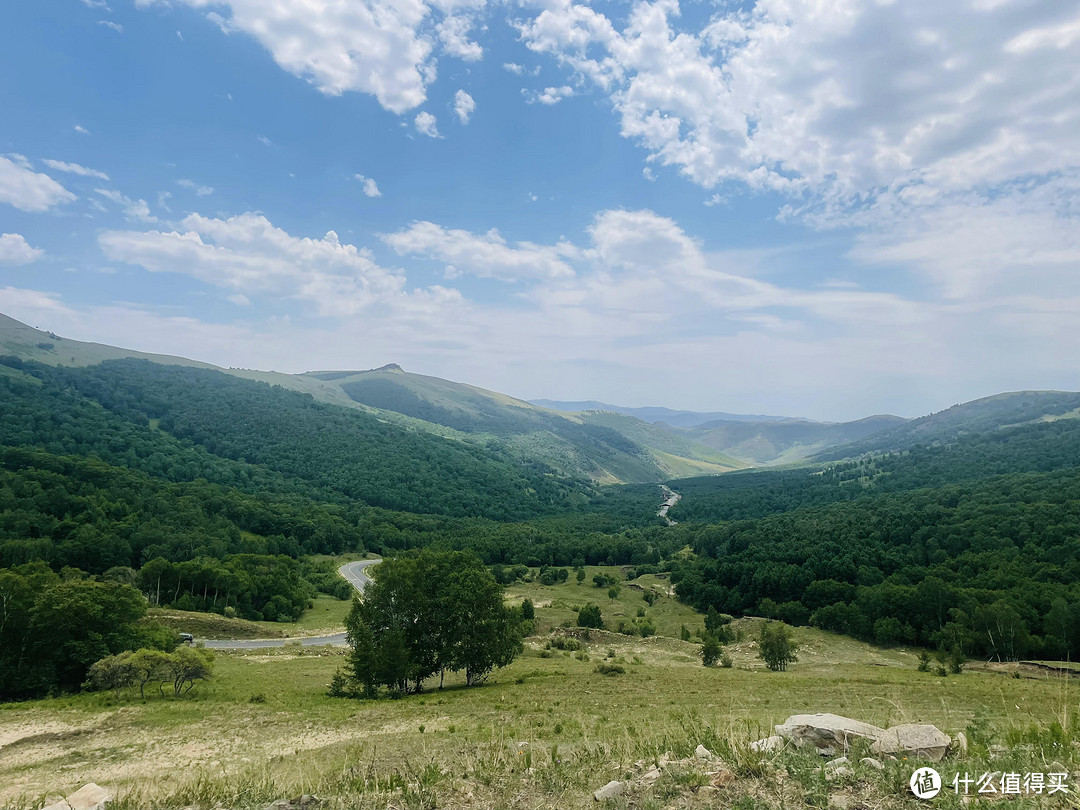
[383,221,579,281]
[135,0,492,114]
[74,125,91,135]
[524,85,573,105]
[41,159,110,180]
[177,178,215,196]
[414,111,441,137]
[94,188,159,222]
[354,174,382,197]
[0,155,77,212]
[98,20,124,33]
[453,90,475,124]
[516,0,1080,304]
[0,234,44,266]
[98,212,426,317]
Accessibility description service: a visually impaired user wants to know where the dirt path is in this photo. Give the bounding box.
[657,484,681,525]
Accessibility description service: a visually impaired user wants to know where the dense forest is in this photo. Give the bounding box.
[4,352,1080,689]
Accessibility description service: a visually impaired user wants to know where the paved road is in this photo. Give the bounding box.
[201,558,380,650]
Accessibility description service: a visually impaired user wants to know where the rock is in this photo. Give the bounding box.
[658,751,675,768]
[593,781,624,801]
[860,757,885,770]
[955,731,968,757]
[826,765,855,780]
[41,801,72,810]
[642,767,662,781]
[825,756,850,771]
[775,714,886,756]
[694,744,714,760]
[750,735,785,754]
[710,767,736,787]
[65,784,111,810]
[871,724,951,762]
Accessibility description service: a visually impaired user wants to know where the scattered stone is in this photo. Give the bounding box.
[955,731,968,757]
[750,735,785,754]
[64,784,111,810]
[262,796,321,810]
[642,767,663,781]
[871,724,951,762]
[694,744,714,760]
[658,751,675,768]
[826,765,855,781]
[593,781,625,802]
[860,757,885,770]
[825,756,850,771]
[709,767,736,787]
[775,714,886,756]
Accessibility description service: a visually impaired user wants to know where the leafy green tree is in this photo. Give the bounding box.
[700,635,722,667]
[576,568,585,583]
[576,603,603,629]
[520,598,535,621]
[758,622,798,671]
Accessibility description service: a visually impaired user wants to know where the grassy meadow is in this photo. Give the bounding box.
[1,569,1077,809]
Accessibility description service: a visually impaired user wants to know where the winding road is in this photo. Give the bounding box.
[201,558,379,650]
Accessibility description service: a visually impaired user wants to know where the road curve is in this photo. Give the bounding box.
[201,558,380,650]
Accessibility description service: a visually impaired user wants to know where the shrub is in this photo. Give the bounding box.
[701,635,722,667]
[758,621,798,671]
[720,653,733,668]
[576,603,603,629]
[594,663,625,676]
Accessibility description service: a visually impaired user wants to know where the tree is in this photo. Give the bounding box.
[520,598,535,621]
[344,549,521,696]
[163,646,215,696]
[700,635,722,667]
[758,621,798,671]
[576,568,586,583]
[577,603,603,629]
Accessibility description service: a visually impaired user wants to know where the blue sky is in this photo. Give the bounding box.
[2,0,1079,421]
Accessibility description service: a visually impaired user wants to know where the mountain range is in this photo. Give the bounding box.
[4,311,1079,477]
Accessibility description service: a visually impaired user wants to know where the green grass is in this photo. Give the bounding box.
[4,571,1077,809]
[507,566,705,640]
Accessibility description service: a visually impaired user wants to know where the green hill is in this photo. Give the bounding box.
[678,414,907,465]
[816,390,1080,460]
[0,313,742,484]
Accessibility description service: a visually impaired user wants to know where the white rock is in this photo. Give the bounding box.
[826,765,855,780]
[825,756,850,771]
[65,784,111,810]
[750,735,785,753]
[642,767,662,781]
[775,714,886,756]
[871,724,952,762]
[41,801,72,810]
[860,757,885,770]
[694,744,714,760]
[955,731,968,757]
[593,780,624,802]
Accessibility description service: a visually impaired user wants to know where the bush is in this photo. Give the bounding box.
[917,650,932,672]
[594,663,625,676]
[758,621,798,671]
[576,603,603,629]
[720,653,733,668]
[701,635,722,667]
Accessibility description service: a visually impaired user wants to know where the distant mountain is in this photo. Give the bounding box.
[529,400,798,427]
[0,313,744,484]
[299,366,746,482]
[816,390,1080,460]
[681,415,909,466]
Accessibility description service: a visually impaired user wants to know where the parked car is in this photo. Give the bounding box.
[179,633,194,644]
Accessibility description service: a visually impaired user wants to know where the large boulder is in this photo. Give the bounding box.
[775,714,886,755]
[871,724,951,762]
[62,784,111,810]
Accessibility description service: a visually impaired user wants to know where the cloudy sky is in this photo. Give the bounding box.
[2,0,1079,420]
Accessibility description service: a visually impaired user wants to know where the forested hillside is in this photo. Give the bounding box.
[665,418,1080,661]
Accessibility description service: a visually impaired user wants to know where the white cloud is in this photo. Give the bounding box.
[80,0,110,8]
[256,134,273,147]
[453,90,475,124]
[354,174,382,198]
[134,0,490,114]
[0,234,44,266]
[503,62,524,75]
[0,156,77,212]
[414,111,441,138]
[516,0,1080,306]
[74,125,91,135]
[177,178,215,196]
[437,14,483,61]
[98,212,432,317]
[227,293,251,306]
[524,85,573,105]
[94,187,159,222]
[383,221,579,281]
[98,20,124,33]
[41,159,110,181]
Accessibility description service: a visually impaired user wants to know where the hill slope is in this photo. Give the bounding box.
[0,313,743,483]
